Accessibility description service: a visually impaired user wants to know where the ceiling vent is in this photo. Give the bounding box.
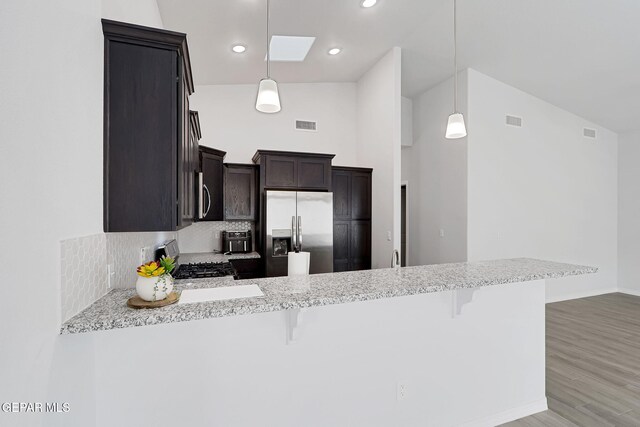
[295,120,317,132]
[505,115,522,127]
[583,128,597,139]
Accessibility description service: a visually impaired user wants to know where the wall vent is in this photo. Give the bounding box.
[295,120,317,132]
[583,128,597,139]
[505,115,522,127]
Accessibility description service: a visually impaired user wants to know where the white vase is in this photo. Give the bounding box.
[135,274,174,302]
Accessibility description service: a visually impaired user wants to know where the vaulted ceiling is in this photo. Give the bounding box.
[158,0,640,132]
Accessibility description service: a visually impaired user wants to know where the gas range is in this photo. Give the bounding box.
[172,262,237,280]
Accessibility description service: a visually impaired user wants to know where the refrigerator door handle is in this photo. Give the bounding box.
[203,184,211,217]
[198,173,204,219]
[297,216,302,250]
[291,216,298,250]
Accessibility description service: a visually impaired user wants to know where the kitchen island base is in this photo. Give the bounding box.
[70,279,547,427]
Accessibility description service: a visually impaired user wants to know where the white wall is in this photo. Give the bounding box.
[401,73,469,266]
[0,1,103,425]
[401,96,413,147]
[618,131,640,295]
[191,83,359,165]
[0,1,163,425]
[467,69,618,301]
[101,0,163,28]
[356,48,402,269]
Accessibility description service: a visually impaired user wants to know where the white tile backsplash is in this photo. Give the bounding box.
[177,221,254,253]
[106,231,177,289]
[60,233,107,323]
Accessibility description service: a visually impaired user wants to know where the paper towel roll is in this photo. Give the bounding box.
[288,251,310,276]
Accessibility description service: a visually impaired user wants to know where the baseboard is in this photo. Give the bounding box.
[545,287,618,303]
[460,398,548,427]
[618,288,640,297]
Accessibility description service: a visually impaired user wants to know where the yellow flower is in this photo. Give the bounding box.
[136,261,166,278]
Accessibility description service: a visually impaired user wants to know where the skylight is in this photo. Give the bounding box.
[266,36,316,62]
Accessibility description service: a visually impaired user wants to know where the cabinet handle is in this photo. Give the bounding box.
[203,184,211,217]
[297,216,302,250]
[291,216,297,250]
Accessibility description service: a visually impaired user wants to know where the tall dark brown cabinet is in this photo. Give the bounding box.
[332,167,373,272]
[102,19,195,232]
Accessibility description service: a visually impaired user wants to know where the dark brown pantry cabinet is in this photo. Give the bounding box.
[332,167,373,272]
[102,19,195,232]
[198,147,225,221]
[224,164,257,221]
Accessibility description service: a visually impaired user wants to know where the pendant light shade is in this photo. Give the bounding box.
[256,0,281,114]
[445,0,466,139]
[446,112,467,139]
[256,78,281,113]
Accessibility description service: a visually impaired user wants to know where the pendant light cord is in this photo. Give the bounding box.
[453,0,458,113]
[266,0,271,79]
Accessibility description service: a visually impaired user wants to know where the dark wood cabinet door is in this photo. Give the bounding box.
[351,172,372,220]
[230,258,263,280]
[330,166,372,272]
[333,221,351,272]
[298,158,331,189]
[104,41,177,232]
[265,156,297,188]
[332,170,351,220]
[201,151,224,221]
[224,165,257,220]
[350,220,371,270]
[177,66,193,228]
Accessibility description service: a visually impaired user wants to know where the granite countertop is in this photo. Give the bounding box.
[179,251,261,264]
[60,258,597,335]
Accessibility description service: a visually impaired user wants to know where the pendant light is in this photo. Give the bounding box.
[256,0,281,113]
[445,0,467,139]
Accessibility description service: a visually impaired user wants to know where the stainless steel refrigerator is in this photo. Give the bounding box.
[265,190,333,277]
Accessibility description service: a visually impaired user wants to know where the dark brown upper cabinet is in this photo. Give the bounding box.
[252,150,335,191]
[102,19,194,232]
[224,164,257,221]
[199,147,226,222]
[187,111,201,221]
[331,166,373,272]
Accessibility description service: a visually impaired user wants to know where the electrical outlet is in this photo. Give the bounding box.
[215,231,220,240]
[397,383,407,401]
[139,247,148,265]
[439,229,445,238]
[387,231,392,241]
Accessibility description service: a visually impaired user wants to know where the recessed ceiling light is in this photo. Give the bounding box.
[232,45,246,53]
[328,48,342,55]
[361,0,377,8]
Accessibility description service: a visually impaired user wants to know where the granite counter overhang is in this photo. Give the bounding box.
[60,258,597,335]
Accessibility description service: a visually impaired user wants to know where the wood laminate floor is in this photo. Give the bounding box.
[503,293,640,427]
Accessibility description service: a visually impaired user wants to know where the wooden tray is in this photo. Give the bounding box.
[127,291,180,309]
